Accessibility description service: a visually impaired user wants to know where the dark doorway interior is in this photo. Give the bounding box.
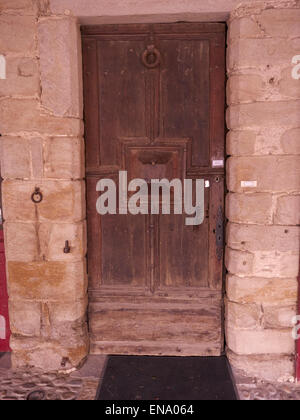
[97,355,238,400]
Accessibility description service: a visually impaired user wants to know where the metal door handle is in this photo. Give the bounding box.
[142,45,161,68]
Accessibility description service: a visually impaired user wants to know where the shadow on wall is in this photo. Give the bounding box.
[0,352,11,369]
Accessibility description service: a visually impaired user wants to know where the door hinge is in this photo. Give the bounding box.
[215,205,224,261]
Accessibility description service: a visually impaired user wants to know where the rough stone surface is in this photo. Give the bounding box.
[226,276,298,306]
[227,130,257,156]
[263,305,296,329]
[229,9,300,40]
[48,299,87,324]
[48,0,255,23]
[9,300,41,337]
[228,38,300,71]
[227,127,300,156]
[0,99,83,136]
[225,248,254,276]
[2,180,85,223]
[0,5,87,371]
[226,3,300,378]
[0,137,31,179]
[0,15,36,54]
[43,137,84,179]
[275,195,300,225]
[226,193,273,224]
[38,222,87,262]
[227,74,266,104]
[226,224,300,279]
[11,335,89,371]
[4,223,40,262]
[252,251,299,278]
[229,350,295,383]
[227,101,300,130]
[7,261,87,301]
[226,327,295,355]
[227,223,300,253]
[38,18,82,117]
[0,58,40,97]
[0,137,84,180]
[227,156,300,193]
[226,300,261,330]
[280,128,300,155]
[279,67,300,100]
[0,0,42,15]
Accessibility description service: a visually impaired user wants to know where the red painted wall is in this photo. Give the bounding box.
[0,229,10,352]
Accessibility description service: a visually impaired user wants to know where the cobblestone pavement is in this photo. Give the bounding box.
[0,354,105,400]
[0,368,100,400]
[1,354,300,400]
[234,369,300,400]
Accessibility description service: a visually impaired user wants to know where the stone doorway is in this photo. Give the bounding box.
[0,0,298,383]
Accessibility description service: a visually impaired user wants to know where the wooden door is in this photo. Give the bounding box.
[82,23,226,356]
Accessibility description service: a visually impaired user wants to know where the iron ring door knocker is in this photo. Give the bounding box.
[142,45,161,69]
[31,187,43,204]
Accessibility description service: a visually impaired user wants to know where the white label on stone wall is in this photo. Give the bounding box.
[292,316,300,340]
[241,181,257,188]
[205,180,210,188]
[292,55,300,80]
[212,159,224,168]
[0,55,6,80]
[0,315,6,339]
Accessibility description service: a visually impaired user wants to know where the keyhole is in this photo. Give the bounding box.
[147,53,156,65]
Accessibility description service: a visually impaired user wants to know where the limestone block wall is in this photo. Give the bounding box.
[0,0,88,370]
[226,1,300,381]
[0,0,299,379]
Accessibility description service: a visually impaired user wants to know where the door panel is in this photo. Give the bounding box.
[159,39,210,168]
[82,23,226,356]
[101,214,147,287]
[159,213,209,288]
[98,39,148,166]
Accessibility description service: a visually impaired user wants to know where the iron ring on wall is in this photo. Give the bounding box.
[31,187,43,204]
[142,45,161,69]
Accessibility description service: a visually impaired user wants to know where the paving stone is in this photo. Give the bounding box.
[22,383,37,389]
[236,374,300,400]
[62,392,77,400]
[69,379,82,387]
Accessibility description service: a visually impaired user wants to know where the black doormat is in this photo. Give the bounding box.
[96,355,238,400]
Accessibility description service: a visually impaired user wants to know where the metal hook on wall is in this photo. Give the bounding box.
[31,187,43,204]
[63,240,71,254]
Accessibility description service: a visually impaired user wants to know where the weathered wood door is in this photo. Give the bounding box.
[82,23,226,356]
